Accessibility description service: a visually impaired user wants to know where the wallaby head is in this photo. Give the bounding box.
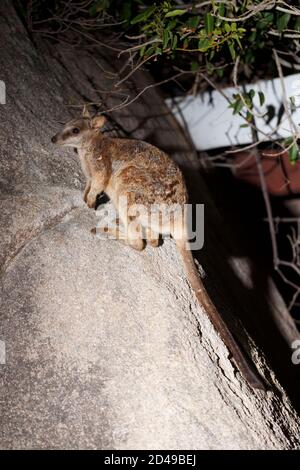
[51,106,106,148]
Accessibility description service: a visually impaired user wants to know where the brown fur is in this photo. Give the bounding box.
[51,109,265,390]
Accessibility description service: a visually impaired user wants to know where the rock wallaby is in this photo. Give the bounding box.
[51,107,265,390]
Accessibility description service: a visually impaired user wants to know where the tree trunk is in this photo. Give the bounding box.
[0,0,300,449]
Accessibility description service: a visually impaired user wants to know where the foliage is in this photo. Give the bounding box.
[26,0,300,162]
[99,0,300,163]
[92,1,300,80]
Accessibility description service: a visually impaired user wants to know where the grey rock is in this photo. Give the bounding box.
[0,0,300,449]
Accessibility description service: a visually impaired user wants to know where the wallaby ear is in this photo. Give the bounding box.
[82,105,91,119]
[91,115,106,129]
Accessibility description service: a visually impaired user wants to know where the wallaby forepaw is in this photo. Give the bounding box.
[87,197,96,209]
[148,239,159,248]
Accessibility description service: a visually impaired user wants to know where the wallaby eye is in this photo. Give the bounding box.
[72,127,80,134]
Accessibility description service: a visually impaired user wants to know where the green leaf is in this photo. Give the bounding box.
[165,9,186,18]
[145,44,156,57]
[295,17,300,32]
[216,2,225,26]
[284,136,294,146]
[232,99,243,115]
[262,12,274,24]
[163,29,169,49]
[244,96,251,107]
[172,34,178,49]
[187,15,200,29]
[219,2,225,17]
[246,110,253,121]
[258,91,265,106]
[240,124,249,128]
[224,23,231,33]
[233,34,242,49]
[139,45,146,57]
[257,12,274,30]
[205,13,214,34]
[131,5,156,24]
[248,89,255,100]
[228,42,236,59]
[166,19,177,30]
[290,96,296,112]
[277,13,291,32]
[198,38,211,50]
[289,143,299,164]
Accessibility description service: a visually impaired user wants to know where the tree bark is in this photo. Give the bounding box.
[0,0,300,449]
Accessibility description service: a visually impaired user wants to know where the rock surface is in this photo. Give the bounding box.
[0,0,300,449]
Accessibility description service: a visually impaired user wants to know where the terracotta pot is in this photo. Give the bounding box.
[233,149,300,196]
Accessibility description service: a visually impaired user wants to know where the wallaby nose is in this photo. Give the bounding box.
[51,135,57,143]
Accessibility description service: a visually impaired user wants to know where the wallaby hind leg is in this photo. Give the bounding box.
[83,181,91,203]
[118,205,145,251]
[124,218,145,251]
[91,216,145,252]
[86,175,104,209]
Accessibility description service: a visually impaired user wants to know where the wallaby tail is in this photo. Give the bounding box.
[176,239,266,390]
